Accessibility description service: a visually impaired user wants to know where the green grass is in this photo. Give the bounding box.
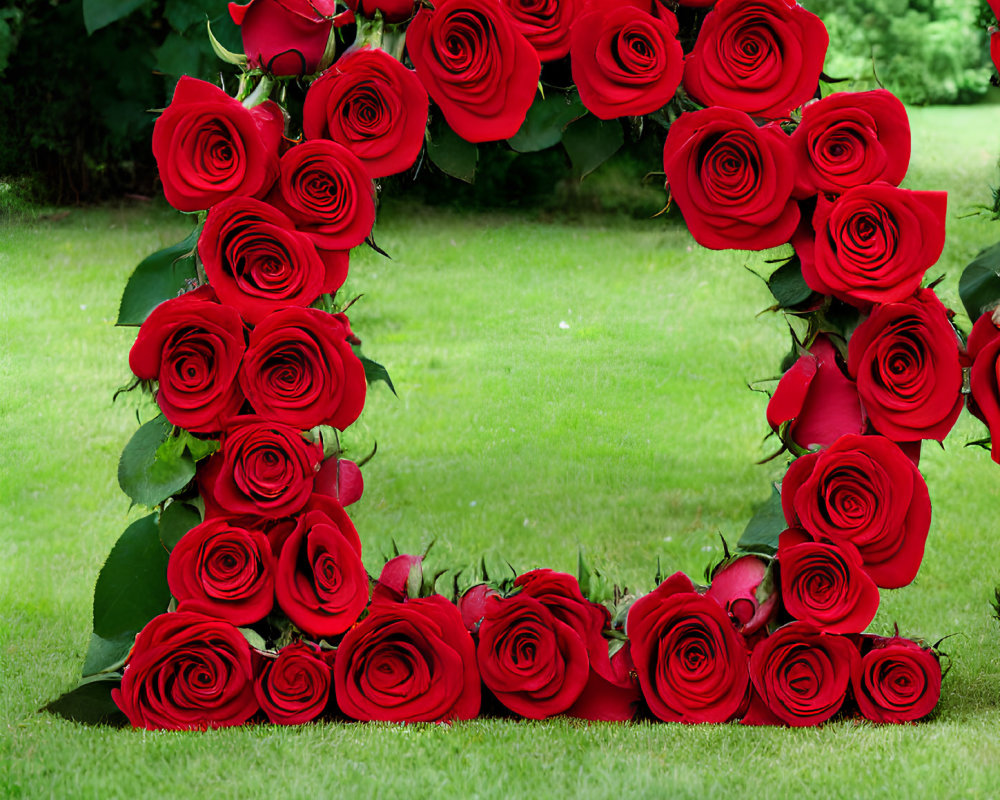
[4,105,1000,798]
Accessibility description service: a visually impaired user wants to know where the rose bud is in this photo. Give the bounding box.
[966,310,1000,464]
[345,0,417,23]
[457,583,500,634]
[706,555,777,636]
[315,458,365,507]
[372,553,424,603]
[229,0,338,76]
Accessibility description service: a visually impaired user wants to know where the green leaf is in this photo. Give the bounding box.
[82,0,149,35]
[736,484,785,556]
[508,89,586,154]
[562,115,623,179]
[43,679,128,726]
[118,416,196,508]
[358,353,397,396]
[207,18,248,66]
[768,256,816,309]
[116,226,200,326]
[153,31,205,77]
[427,116,478,183]
[159,501,202,551]
[960,241,1000,323]
[92,514,170,641]
[82,632,135,677]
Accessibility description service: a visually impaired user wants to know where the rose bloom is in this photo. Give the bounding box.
[128,286,247,434]
[663,106,799,251]
[230,0,336,76]
[781,433,931,589]
[795,184,946,307]
[627,572,749,723]
[848,288,964,443]
[965,311,1000,464]
[500,0,580,62]
[199,196,348,325]
[406,0,541,143]
[254,641,333,725]
[152,76,282,212]
[198,415,324,519]
[570,4,683,119]
[748,621,860,726]
[240,307,366,431]
[112,611,258,730]
[683,0,829,120]
[791,90,910,198]
[477,592,590,718]
[852,634,941,723]
[335,595,481,722]
[304,46,429,179]
[168,518,276,626]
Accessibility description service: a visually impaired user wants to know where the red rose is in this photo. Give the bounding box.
[270,140,375,250]
[199,196,346,326]
[274,503,368,637]
[128,287,247,434]
[781,434,931,589]
[705,555,777,636]
[476,593,589,718]
[406,0,541,143]
[990,1,1000,73]
[112,612,258,730]
[314,457,365,507]
[795,185,946,307]
[335,595,481,722]
[966,312,1000,464]
[345,0,416,23]
[627,572,749,723]
[790,90,910,198]
[766,334,864,451]
[167,518,276,626]
[777,528,880,634]
[254,641,333,724]
[566,642,642,722]
[664,107,799,251]
[152,76,282,213]
[847,288,964,442]
[749,621,859,726]
[456,583,501,633]
[240,307,366,430]
[500,0,580,62]
[683,0,828,120]
[852,635,941,723]
[570,4,683,120]
[229,0,335,76]
[303,46,429,179]
[199,416,324,518]
[372,553,424,604]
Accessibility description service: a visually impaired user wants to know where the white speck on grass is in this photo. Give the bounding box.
[523,518,530,527]
[663,536,673,543]
[469,500,477,507]
[79,304,86,310]
[701,545,714,552]
[559,321,570,329]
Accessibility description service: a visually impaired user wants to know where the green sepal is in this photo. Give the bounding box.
[354,349,397,396]
[207,18,248,66]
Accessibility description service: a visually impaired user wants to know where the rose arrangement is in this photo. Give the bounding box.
[48,0,983,729]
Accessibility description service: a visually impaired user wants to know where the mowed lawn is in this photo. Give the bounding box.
[3,105,1000,798]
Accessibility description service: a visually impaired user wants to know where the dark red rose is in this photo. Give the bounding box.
[781,434,931,589]
[570,4,683,120]
[128,287,247,434]
[270,140,375,250]
[112,612,257,730]
[847,288,964,442]
[791,90,910,198]
[705,555,777,636]
[766,334,865,451]
[345,0,416,23]
[456,583,501,633]
[627,572,749,723]
[239,307,366,430]
[852,635,941,723]
[303,46,429,179]
[500,0,580,62]
[749,621,859,726]
[152,76,282,212]
[683,0,828,120]
[477,593,589,718]
[335,595,481,722]
[199,196,345,326]
[168,518,276,626]
[566,642,642,722]
[274,502,368,637]
[314,457,365,506]
[254,640,333,724]
[966,312,1000,464]
[199,416,324,518]
[229,0,336,76]
[663,107,799,251]
[406,0,541,143]
[777,528,880,634]
[794,185,946,307]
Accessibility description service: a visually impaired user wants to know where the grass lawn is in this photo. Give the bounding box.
[4,105,1000,798]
